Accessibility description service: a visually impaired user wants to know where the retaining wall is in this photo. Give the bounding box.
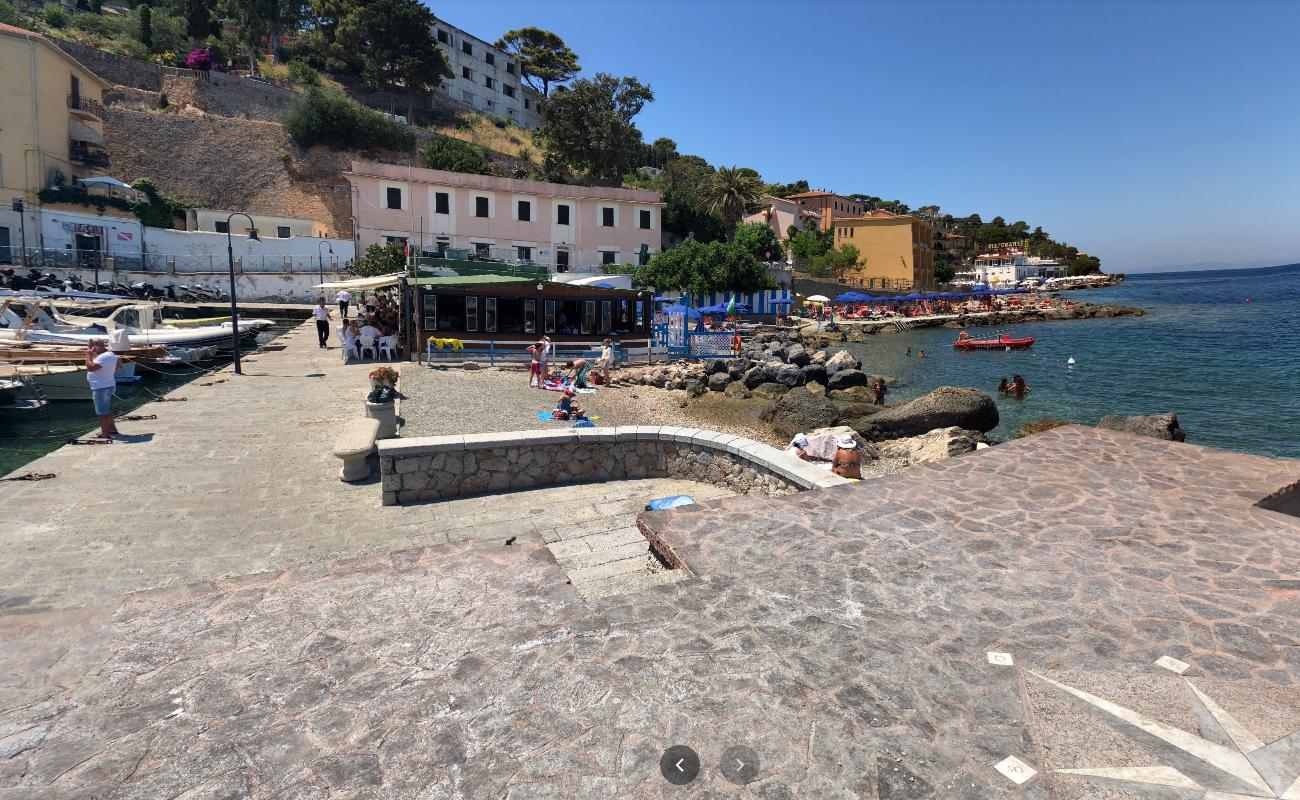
[377,427,849,506]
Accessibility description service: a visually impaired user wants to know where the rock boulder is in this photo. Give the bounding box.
[874,427,988,464]
[765,387,840,440]
[854,386,999,440]
[724,381,751,399]
[752,382,791,400]
[1097,413,1186,442]
[824,350,861,375]
[828,369,869,391]
[800,364,828,387]
[771,363,805,387]
[741,365,770,390]
[707,372,732,392]
[785,344,811,367]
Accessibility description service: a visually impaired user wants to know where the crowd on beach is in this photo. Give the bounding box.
[525,335,617,421]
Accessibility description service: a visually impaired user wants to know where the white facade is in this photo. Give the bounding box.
[432,21,543,128]
[186,209,332,238]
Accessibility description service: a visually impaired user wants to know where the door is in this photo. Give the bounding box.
[75,234,101,270]
[0,227,11,264]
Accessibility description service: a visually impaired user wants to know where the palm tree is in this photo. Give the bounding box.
[701,166,762,242]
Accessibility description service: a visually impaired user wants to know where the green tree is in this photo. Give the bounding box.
[732,221,784,264]
[420,136,492,175]
[700,166,762,242]
[808,244,859,281]
[1067,254,1102,275]
[495,26,580,97]
[0,0,27,26]
[934,260,956,284]
[42,4,68,27]
[659,155,724,243]
[138,4,153,50]
[765,179,810,198]
[787,226,834,263]
[351,242,407,277]
[632,238,776,295]
[286,58,318,85]
[539,72,653,186]
[646,136,678,168]
[338,0,451,119]
[282,87,415,150]
[179,0,215,39]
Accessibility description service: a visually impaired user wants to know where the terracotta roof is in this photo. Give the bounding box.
[784,191,834,198]
[0,21,41,40]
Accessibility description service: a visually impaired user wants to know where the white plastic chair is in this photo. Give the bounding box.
[379,335,397,361]
[358,334,377,360]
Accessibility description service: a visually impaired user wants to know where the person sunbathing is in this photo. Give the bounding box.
[554,387,585,420]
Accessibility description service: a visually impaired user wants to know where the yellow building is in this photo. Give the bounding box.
[0,22,110,263]
[832,210,935,290]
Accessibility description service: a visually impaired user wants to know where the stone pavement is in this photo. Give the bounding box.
[3,424,1298,798]
[0,323,729,614]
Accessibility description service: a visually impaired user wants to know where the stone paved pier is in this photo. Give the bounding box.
[2,322,1299,799]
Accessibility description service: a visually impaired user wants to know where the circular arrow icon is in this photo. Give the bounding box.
[659,745,701,785]
[720,745,760,785]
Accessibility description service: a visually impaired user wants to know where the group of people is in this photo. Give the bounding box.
[997,375,1031,399]
[310,291,401,362]
[528,337,615,390]
[786,432,862,479]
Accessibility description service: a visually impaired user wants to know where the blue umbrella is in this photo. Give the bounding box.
[770,298,794,305]
[699,303,752,314]
[661,304,702,319]
[834,291,864,303]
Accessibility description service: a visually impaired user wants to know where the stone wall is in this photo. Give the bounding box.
[52,39,162,91]
[377,427,849,506]
[160,73,299,122]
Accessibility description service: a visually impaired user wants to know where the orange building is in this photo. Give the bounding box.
[783,190,866,231]
[832,210,935,290]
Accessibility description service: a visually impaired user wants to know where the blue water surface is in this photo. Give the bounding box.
[839,263,1300,458]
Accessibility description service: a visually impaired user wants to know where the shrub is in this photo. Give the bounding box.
[0,0,26,26]
[286,58,318,86]
[351,243,407,277]
[42,4,68,27]
[419,136,492,175]
[184,47,213,70]
[282,88,415,151]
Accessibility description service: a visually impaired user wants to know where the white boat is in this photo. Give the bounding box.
[0,377,22,406]
[0,299,271,350]
[0,364,92,401]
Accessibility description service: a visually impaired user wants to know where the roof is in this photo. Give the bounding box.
[347,161,663,206]
[313,274,404,291]
[408,274,536,287]
[0,23,112,88]
[784,191,835,198]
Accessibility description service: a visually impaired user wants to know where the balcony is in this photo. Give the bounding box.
[67,94,104,121]
[68,140,110,169]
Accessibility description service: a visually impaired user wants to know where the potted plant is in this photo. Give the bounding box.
[365,366,400,438]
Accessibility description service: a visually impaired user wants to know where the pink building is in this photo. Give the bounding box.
[741,195,822,250]
[345,161,664,272]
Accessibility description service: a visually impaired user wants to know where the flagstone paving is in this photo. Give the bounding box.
[3,422,1298,798]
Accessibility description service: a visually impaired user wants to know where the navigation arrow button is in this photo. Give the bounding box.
[659,745,700,785]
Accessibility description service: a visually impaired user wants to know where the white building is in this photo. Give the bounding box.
[185,209,335,239]
[432,20,543,129]
[959,250,1065,286]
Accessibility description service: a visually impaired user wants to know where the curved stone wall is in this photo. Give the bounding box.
[376,426,850,505]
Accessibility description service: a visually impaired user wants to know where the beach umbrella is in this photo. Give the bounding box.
[806,294,830,302]
[834,291,861,302]
[661,304,702,319]
[769,298,794,305]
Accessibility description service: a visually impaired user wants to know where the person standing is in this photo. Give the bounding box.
[539,335,551,380]
[311,298,331,348]
[599,338,615,385]
[528,344,541,388]
[335,288,351,320]
[85,338,120,439]
[871,378,887,407]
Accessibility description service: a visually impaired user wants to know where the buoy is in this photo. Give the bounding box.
[1067,357,1076,366]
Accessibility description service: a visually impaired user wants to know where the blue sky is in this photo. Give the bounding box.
[431,0,1299,272]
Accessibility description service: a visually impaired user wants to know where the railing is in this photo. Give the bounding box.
[67,94,104,119]
[422,341,631,367]
[68,141,110,168]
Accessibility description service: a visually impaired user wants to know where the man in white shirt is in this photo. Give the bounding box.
[358,321,382,353]
[85,338,120,439]
[335,289,351,320]
[311,298,331,348]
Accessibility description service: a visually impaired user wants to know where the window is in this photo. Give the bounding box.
[422,294,437,330]
[524,99,530,110]
[601,301,612,334]
[386,187,402,209]
[437,29,449,44]
[485,52,495,66]
[556,204,570,225]
[516,246,531,261]
[601,250,617,265]
[544,299,556,333]
[506,62,516,75]
[517,200,531,221]
[435,192,449,214]
[639,209,651,229]
[385,236,407,246]
[556,249,569,271]
[475,196,489,217]
[465,296,478,332]
[214,220,229,233]
[503,85,516,98]
[462,66,471,79]
[484,76,494,90]
[582,300,596,334]
[485,297,497,332]
[462,90,474,103]
[524,298,536,334]
[462,41,472,55]
[433,294,463,331]
[474,242,491,257]
[276,226,290,238]
[601,207,614,227]
[638,246,651,266]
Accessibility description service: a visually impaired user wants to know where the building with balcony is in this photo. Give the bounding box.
[345,161,663,273]
[431,19,543,128]
[782,190,867,231]
[0,22,110,263]
[832,210,935,290]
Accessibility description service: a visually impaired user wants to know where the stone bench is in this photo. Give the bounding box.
[333,418,381,482]
[375,426,851,505]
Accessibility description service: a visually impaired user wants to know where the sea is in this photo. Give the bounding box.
[837,262,1300,459]
[0,323,295,477]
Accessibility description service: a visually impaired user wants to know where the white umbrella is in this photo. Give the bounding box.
[806,294,830,302]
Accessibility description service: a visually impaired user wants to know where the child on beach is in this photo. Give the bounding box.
[553,387,584,420]
[528,345,541,388]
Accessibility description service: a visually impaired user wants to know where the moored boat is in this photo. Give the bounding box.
[952,332,1035,350]
[0,299,270,351]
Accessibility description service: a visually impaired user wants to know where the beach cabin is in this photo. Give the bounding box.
[408,275,652,360]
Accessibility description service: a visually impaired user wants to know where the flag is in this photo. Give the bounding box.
[726,295,736,316]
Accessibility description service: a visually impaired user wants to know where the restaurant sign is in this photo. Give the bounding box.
[61,222,105,236]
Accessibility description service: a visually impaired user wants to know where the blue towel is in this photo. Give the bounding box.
[572,419,595,428]
[645,495,696,511]
[537,411,559,421]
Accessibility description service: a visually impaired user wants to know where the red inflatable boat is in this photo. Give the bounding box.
[952,334,1035,350]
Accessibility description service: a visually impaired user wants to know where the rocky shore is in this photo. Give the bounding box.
[804,299,1145,344]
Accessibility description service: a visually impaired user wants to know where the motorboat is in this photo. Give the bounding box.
[0,363,93,401]
[0,377,22,406]
[0,299,271,350]
[952,333,1035,350]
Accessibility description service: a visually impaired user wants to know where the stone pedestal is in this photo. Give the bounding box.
[365,400,397,439]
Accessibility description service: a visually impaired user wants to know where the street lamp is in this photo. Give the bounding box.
[224,212,259,375]
[317,239,333,291]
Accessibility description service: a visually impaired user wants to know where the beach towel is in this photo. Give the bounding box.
[536,411,598,424]
[645,495,695,511]
[541,376,595,394]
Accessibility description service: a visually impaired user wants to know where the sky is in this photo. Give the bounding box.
[430,0,1300,272]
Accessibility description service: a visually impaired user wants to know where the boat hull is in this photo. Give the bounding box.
[953,337,1035,350]
[10,323,262,350]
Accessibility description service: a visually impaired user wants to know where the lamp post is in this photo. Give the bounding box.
[317,239,333,292]
[224,212,259,375]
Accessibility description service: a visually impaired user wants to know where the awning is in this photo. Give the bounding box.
[76,176,134,190]
[69,119,104,145]
[313,273,405,291]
